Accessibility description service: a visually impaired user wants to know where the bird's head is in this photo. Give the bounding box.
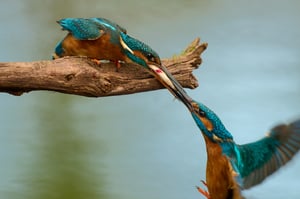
[190,100,233,143]
[119,32,161,67]
[119,32,194,109]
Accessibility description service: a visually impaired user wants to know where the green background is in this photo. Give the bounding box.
[1,1,300,199]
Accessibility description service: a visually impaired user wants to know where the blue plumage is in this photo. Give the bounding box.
[236,120,300,188]
[187,100,300,198]
[91,18,127,33]
[119,32,160,67]
[53,17,190,107]
[54,41,64,58]
[191,102,233,141]
[53,17,161,68]
[57,18,104,40]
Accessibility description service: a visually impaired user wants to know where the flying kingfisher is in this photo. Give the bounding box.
[53,17,190,104]
[176,92,300,199]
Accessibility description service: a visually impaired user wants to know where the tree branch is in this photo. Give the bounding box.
[0,38,207,97]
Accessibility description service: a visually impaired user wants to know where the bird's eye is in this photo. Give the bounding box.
[146,53,156,62]
[199,110,206,117]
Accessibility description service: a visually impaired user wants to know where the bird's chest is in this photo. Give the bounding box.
[204,137,243,199]
[61,33,125,60]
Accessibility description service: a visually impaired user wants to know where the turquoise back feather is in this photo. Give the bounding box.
[91,18,127,33]
[58,18,105,40]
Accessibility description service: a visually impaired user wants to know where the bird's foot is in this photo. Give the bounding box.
[196,180,210,199]
[112,60,121,72]
[91,58,101,66]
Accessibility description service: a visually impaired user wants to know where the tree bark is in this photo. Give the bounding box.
[0,38,207,97]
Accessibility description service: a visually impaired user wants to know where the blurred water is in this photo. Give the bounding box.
[1,1,300,199]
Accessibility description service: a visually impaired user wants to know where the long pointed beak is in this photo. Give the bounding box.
[147,63,194,112]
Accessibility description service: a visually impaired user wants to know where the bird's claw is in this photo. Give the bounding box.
[201,180,207,186]
[91,59,122,72]
[196,180,210,199]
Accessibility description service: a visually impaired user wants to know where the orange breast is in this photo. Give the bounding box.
[60,33,126,61]
[204,136,243,199]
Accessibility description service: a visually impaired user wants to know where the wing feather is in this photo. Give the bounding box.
[57,18,106,40]
[236,119,300,189]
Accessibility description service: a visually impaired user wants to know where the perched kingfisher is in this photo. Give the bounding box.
[176,93,300,199]
[53,18,190,104]
[52,17,161,68]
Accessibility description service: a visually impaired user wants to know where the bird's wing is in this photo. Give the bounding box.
[92,18,127,33]
[235,119,300,189]
[57,18,107,40]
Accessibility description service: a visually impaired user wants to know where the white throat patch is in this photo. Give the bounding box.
[120,36,134,55]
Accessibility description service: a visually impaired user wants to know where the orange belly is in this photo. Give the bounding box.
[204,136,243,199]
[60,33,126,61]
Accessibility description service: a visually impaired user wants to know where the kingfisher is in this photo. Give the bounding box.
[176,93,300,199]
[52,17,161,68]
[52,18,190,105]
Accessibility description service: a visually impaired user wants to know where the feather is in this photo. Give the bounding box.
[57,18,106,40]
[236,119,300,189]
[92,18,127,34]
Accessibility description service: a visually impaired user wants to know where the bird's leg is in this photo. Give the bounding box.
[114,60,121,72]
[196,180,210,199]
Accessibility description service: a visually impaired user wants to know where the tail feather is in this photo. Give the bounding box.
[52,41,64,59]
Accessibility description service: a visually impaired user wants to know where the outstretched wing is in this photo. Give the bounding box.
[57,18,106,40]
[237,119,300,189]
